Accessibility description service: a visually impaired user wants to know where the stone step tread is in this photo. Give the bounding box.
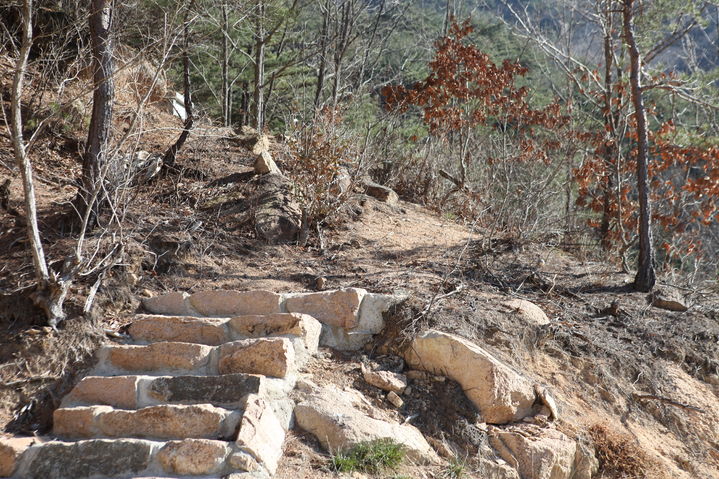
[10,438,252,479]
[95,339,296,379]
[129,312,321,351]
[53,404,241,441]
[62,373,264,409]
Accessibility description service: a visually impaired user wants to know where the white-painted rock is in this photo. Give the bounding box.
[295,385,438,463]
[502,298,550,325]
[488,426,598,479]
[404,330,536,424]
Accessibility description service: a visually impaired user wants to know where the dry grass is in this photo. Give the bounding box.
[588,424,654,479]
[0,319,105,434]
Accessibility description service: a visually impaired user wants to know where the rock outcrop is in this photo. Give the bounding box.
[404,330,536,424]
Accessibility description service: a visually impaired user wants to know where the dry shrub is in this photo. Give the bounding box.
[588,424,652,478]
[284,109,362,230]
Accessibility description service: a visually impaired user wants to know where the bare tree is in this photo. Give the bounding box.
[7,0,75,327]
[623,0,656,291]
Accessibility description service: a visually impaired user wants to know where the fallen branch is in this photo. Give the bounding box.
[631,393,705,414]
[1,375,59,387]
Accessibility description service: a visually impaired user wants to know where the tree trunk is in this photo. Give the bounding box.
[163,8,194,169]
[221,2,230,127]
[10,0,73,328]
[623,0,656,292]
[82,0,115,229]
[10,0,48,284]
[253,0,266,131]
[600,1,616,251]
[314,0,330,112]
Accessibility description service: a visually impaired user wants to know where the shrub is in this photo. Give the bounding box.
[330,439,406,473]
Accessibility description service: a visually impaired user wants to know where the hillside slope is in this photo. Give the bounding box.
[0,57,718,479]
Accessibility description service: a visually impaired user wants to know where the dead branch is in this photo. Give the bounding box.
[631,393,705,414]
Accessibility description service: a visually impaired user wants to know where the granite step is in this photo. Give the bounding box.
[53,404,241,440]
[62,374,264,409]
[128,313,321,364]
[95,338,296,378]
[9,437,265,479]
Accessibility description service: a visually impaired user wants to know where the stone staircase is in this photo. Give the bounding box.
[4,288,397,479]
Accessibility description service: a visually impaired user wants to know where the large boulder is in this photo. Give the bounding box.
[488,425,598,479]
[295,385,438,463]
[236,395,286,475]
[254,174,302,244]
[364,180,399,205]
[502,298,550,325]
[404,330,536,424]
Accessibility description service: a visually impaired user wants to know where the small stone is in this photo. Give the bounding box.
[229,451,260,472]
[386,391,404,408]
[649,287,689,312]
[361,365,407,393]
[315,277,326,291]
[502,298,550,325]
[295,377,319,393]
[364,181,399,205]
[406,370,427,381]
[157,439,229,475]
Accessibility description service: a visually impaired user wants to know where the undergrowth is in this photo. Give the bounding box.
[330,439,406,474]
[588,424,651,478]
